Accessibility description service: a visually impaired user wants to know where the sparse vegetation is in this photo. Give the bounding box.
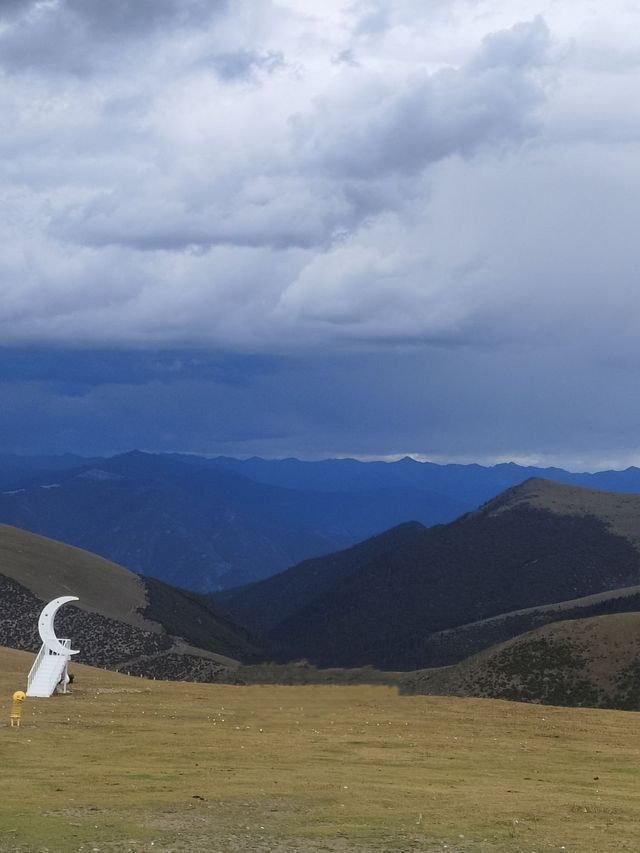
[142,576,261,661]
[402,613,640,710]
[3,646,640,852]
[220,660,402,686]
[227,484,640,670]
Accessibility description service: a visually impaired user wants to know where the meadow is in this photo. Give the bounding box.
[1,646,639,852]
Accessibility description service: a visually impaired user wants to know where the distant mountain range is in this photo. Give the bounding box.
[207,454,640,505]
[0,451,465,590]
[6,450,640,592]
[0,453,103,488]
[222,478,640,671]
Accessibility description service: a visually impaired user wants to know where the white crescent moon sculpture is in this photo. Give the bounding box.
[38,595,80,656]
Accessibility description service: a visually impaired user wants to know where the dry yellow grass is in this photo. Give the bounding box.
[0,524,151,629]
[404,612,640,708]
[2,645,640,852]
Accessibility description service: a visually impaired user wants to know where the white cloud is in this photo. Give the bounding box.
[0,0,638,359]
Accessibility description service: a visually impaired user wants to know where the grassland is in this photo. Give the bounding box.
[0,524,150,629]
[2,646,640,852]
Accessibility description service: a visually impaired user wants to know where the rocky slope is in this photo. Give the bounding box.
[0,523,259,680]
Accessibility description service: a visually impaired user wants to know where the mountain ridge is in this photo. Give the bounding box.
[0,451,464,590]
[223,477,640,670]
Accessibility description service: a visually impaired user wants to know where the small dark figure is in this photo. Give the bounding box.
[56,671,74,694]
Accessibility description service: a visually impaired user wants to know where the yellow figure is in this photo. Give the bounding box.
[10,690,26,727]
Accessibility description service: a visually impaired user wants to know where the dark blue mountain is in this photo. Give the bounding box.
[0,453,102,488]
[6,450,640,595]
[221,479,640,670]
[0,451,464,590]
[206,454,640,505]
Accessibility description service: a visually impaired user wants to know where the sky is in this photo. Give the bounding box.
[0,0,639,469]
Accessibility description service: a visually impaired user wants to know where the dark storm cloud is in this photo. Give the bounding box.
[352,0,391,35]
[0,0,35,20]
[0,348,285,392]
[1,0,640,464]
[301,19,549,179]
[208,50,285,81]
[48,16,549,255]
[64,0,222,36]
[0,0,225,75]
[2,344,640,470]
[471,15,550,69]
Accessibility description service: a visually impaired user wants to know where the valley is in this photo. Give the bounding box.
[3,3,636,849]
[4,462,640,850]
[7,472,640,711]
[0,451,465,591]
[224,478,640,673]
[8,450,640,594]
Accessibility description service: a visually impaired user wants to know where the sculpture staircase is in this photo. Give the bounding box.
[26,639,73,697]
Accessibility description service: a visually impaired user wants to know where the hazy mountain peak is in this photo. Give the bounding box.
[111,449,151,461]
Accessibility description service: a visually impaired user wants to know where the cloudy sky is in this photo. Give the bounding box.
[0,0,638,468]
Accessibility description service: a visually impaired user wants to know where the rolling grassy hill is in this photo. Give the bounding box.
[3,645,640,852]
[402,612,640,710]
[417,582,640,665]
[0,523,259,677]
[223,478,640,670]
